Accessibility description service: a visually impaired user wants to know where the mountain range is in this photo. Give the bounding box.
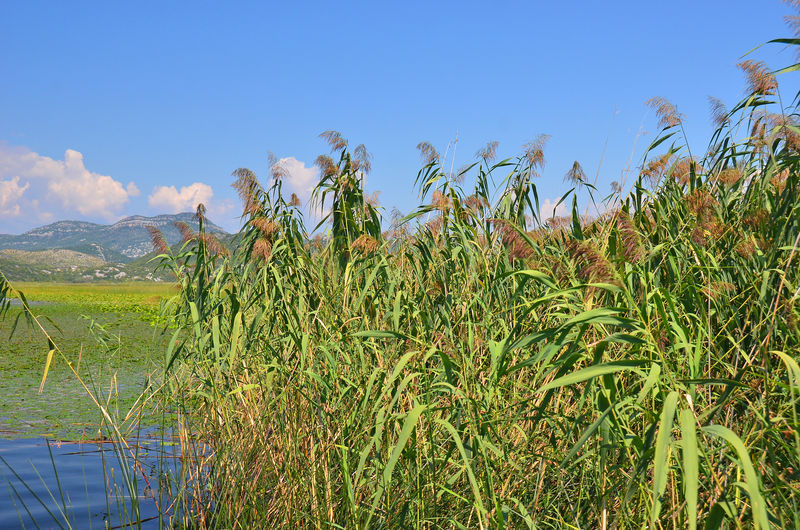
[0,213,230,282]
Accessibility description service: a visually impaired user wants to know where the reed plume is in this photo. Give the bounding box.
[353,144,372,174]
[708,96,729,127]
[315,155,338,180]
[566,238,618,285]
[174,221,197,244]
[522,134,550,174]
[476,140,499,163]
[320,130,348,152]
[737,60,778,95]
[616,213,645,263]
[252,238,272,261]
[417,141,439,164]
[146,225,170,255]
[564,160,587,184]
[646,97,683,128]
[640,153,673,187]
[351,234,379,255]
[232,168,263,216]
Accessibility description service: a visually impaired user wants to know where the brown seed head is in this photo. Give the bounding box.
[353,144,372,174]
[701,281,736,301]
[708,96,729,127]
[522,134,551,173]
[768,114,800,152]
[547,215,572,230]
[320,130,348,152]
[199,233,229,257]
[646,97,683,128]
[174,221,196,244]
[315,155,338,180]
[640,153,673,187]
[743,209,768,230]
[673,158,703,185]
[735,237,758,259]
[252,238,272,261]
[772,168,790,194]
[351,234,379,255]
[691,217,724,247]
[685,189,716,217]
[417,141,440,165]
[232,168,263,216]
[251,217,279,238]
[616,213,645,263]
[464,194,488,214]
[737,60,778,95]
[491,219,534,260]
[146,226,170,255]
[432,190,451,212]
[714,167,745,186]
[566,239,618,285]
[564,160,587,184]
[476,140,499,163]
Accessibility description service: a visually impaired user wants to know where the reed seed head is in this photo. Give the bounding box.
[432,190,451,212]
[737,60,778,95]
[565,161,587,185]
[522,134,550,173]
[566,238,619,285]
[616,213,645,263]
[417,142,439,165]
[315,155,338,180]
[147,226,170,255]
[640,153,673,187]
[353,144,372,174]
[708,96,729,127]
[714,166,745,186]
[232,168,263,216]
[251,217,279,238]
[252,238,272,261]
[174,221,197,244]
[646,97,683,128]
[351,234,379,255]
[320,130,348,152]
[476,140,499,163]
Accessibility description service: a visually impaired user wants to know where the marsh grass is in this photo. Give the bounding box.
[136,37,800,526]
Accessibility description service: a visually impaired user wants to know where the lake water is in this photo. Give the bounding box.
[0,433,186,529]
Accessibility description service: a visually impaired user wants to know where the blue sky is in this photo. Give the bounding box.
[1,1,798,233]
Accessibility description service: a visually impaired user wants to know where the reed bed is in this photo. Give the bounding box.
[138,42,800,527]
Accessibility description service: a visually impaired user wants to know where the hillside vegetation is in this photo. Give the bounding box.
[139,42,800,528]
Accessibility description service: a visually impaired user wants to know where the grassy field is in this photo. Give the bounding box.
[0,282,173,438]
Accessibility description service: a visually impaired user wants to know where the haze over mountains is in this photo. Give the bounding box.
[0,213,228,281]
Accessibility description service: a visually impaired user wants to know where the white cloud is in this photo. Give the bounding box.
[275,157,319,200]
[273,156,328,222]
[0,143,138,220]
[148,182,214,213]
[0,177,28,216]
[539,197,568,220]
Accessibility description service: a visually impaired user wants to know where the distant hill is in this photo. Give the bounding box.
[0,213,228,261]
[0,213,231,282]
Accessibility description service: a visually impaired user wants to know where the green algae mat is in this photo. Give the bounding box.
[0,282,174,439]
